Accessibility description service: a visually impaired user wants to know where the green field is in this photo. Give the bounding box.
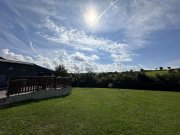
[145,70,168,76]
[0,88,180,135]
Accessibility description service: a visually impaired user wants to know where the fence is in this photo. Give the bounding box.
[7,76,71,97]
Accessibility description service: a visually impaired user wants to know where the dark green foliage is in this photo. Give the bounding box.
[71,70,180,91]
[140,68,144,72]
[159,67,163,70]
[55,65,68,77]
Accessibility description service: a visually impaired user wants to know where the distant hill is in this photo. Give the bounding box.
[144,70,168,76]
[144,68,180,77]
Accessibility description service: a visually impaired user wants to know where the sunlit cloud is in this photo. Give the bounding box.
[0,0,180,71]
[1,48,140,72]
[39,18,130,57]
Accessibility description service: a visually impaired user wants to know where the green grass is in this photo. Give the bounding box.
[145,70,168,76]
[0,88,180,135]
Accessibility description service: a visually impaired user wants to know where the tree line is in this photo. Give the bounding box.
[55,65,180,91]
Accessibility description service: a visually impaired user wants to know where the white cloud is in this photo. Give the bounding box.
[29,42,37,54]
[1,49,141,73]
[2,49,33,62]
[90,55,99,61]
[52,50,142,72]
[98,0,180,48]
[39,18,131,58]
[3,0,180,51]
[72,52,86,61]
[1,0,179,72]
[36,18,134,70]
[1,49,53,69]
[111,53,132,62]
[72,52,99,62]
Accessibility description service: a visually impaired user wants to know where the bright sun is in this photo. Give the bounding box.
[84,7,98,27]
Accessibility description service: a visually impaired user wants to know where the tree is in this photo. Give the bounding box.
[74,65,81,74]
[55,65,68,77]
[159,67,163,70]
[129,69,134,73]
[85,64,93,73]
[140,68,144,72]
[167,67,171,70]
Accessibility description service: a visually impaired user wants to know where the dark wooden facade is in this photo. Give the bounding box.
[0,57,54,88]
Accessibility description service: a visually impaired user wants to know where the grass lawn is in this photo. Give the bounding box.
[145,70,168,77]
[0,88,180,135]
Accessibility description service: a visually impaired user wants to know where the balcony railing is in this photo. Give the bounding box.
[7,76,71,97]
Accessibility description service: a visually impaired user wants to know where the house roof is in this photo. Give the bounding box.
[0,57,35,65]
[0,57,54,72]
[0,57,5,60]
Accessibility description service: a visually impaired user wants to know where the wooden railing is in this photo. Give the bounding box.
[7,76,71,97]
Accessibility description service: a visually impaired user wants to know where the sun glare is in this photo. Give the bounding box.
[84,7,98,28]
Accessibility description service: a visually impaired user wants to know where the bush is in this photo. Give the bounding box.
[71,71,180,91]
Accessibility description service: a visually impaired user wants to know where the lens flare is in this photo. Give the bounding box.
[84,7,98,27]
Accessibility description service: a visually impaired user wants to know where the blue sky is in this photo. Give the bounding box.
[0,0,180,72]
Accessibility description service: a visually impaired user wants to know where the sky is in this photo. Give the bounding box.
[0,0,180,73]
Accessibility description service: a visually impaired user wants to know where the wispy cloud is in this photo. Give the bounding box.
[0,0,180,72]
[39,18,131,60]
[29,41,38,54]
[96,0,119,22]
[165,59,180,68]
[98,0,180,48]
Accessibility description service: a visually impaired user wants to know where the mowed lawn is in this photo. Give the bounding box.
[0,88,180,135]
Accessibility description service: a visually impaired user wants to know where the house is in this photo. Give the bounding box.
[0,57,54,88]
